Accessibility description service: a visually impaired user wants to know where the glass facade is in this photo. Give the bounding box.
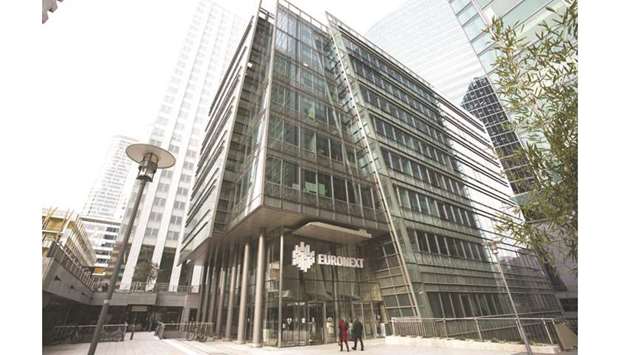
[182,0,562,348]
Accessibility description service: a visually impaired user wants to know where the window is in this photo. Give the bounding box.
[157,183,169,193]
[266,156,282,184]
[173,201,185,210]
[303,128,315,152]
[360,186,373,208]
[316,134,330,157]
[427,233,439,254]
[283,161,299,189]
[149,212,162,222]
[417,232,429,252]
[317,172,332,198]
[346,181,357,203]
[398,187,410,209]
[153,197,166,206]
[167,231,180,240]
[269,116,283,141]
[333,177,346,201]
[170,215,183,225]
[330,140,342,162]
[303,169,316,193]
[284,122,298,146]
[437,235,449,255]
[177,187,189,196]
[300,95,316,120]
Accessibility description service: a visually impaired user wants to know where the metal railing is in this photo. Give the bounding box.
[155,321,215,341]
[93,282,200,294]
[45,324,127,345]
[45,241,97,290]
[391,317,573,346]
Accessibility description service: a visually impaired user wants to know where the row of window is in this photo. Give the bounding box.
[156,184,190,196]
[271,84,342,129]
[148,212,184,225]
[265,155,377,208]
[269,116,355,165]
[276,8,327,53]
[381,147,466,198]
[360,86,445,146]
[428,292,508,318]
[342,35,435,111]
[395,185,478,229]
[375,118,452,169]
[410,228,488,262]
[153,197,187,210]
[352,58,445,139]
[273,54,332,101]
[275,29,324,72]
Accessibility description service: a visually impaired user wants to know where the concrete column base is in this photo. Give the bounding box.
[249,343,263,348]
[233,340,246,345]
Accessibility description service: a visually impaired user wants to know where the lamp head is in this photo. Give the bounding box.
[126,144,175,182]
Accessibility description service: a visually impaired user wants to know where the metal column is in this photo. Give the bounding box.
[251,232,266,346]
[236,241,251,343]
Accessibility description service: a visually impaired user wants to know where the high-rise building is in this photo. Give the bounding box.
[181,0,561,347]
[82,135,137,221]
[449,0,577,316]
[366,0,485,104]
[80,135,136,276]
[115,0,246,291]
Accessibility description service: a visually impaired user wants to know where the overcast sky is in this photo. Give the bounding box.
[38,0,406,212]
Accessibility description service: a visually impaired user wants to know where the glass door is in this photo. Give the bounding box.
[307,303,324,345]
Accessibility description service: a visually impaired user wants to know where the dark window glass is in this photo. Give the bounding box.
[303,169,316,194]
[284,122,298,146]
[283,161,299,189]
[446,237,458,257]
[302,128,315,152]
[437,235,449,255]
[266,156,281,184]
[441,293,455,318]
[427,233,439,254]
[330,140,343,162]
[317,172,332,198]
[317,134,330,157]
[333,177,346,201]
[429,293,444,318]
[417,232,429,252]
[452,294,464,317]
[360,186,373,207]
[346,180,357,203]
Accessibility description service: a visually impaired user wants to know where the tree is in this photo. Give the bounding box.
[489,1,577,269]
[133,261,160,285]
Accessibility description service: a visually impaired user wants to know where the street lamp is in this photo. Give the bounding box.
[88,144,175,355]
[487,240,533,355]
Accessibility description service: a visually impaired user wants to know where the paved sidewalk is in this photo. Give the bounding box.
[44,333,577,355]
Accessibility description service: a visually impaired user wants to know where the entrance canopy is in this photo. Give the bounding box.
[293,222,371,244]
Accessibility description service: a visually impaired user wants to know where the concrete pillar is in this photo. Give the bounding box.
[252,233,266,347]
[236,241,251,343]
[215,247,230,337]
[198,246,213,322]
[207,244,221,323]
[224,246,239,340]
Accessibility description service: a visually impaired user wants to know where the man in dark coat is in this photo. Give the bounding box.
[351,318,364,351]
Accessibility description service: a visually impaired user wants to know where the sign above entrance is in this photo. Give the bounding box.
[292,242,364,272]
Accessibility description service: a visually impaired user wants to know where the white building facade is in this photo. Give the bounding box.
[366,0,485,104]
[117,0,246,291]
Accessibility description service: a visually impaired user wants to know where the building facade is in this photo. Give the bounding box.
[42,208,97,268]
[114,0,246,292]
[366,0,485,104]
[449,0,577,315]
[181,0,562,347]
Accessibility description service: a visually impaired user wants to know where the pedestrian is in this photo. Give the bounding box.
[351,318,364,351]
[338,319,350,352]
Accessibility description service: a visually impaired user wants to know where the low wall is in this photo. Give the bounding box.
[385,335,562,354]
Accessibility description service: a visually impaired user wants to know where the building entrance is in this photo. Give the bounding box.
[281,302,324,346]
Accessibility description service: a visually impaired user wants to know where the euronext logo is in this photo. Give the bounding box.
[291,242,364,272]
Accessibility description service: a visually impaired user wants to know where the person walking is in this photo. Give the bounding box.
[338,319,350,352]
[351,318,364,351]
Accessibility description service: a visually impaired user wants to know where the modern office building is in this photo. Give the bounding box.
[82,135,137,221]
[180,0,561,347]
[449,0,577,315]
[113,0,246,292]
[80,135,136,276]
[42,208,97,268]
[366,0,485,104]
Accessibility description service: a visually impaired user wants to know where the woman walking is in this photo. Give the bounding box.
[338,319,350,352]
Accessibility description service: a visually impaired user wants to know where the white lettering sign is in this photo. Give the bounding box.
[292,242,364,272]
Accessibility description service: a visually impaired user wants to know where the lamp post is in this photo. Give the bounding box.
[88,144,175,355]
[487,240,533,355]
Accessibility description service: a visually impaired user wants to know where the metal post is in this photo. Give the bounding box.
[474,317,483,341]
[442,319,448,337]
[215,246,229,337]
[236,241,251,343]
[489,242,533,355]
[277,233,284,347]
[542,319,554,344]
[88,179,146,355]
[252,232,266,346]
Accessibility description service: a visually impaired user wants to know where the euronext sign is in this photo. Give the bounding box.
[292,242,364,272]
